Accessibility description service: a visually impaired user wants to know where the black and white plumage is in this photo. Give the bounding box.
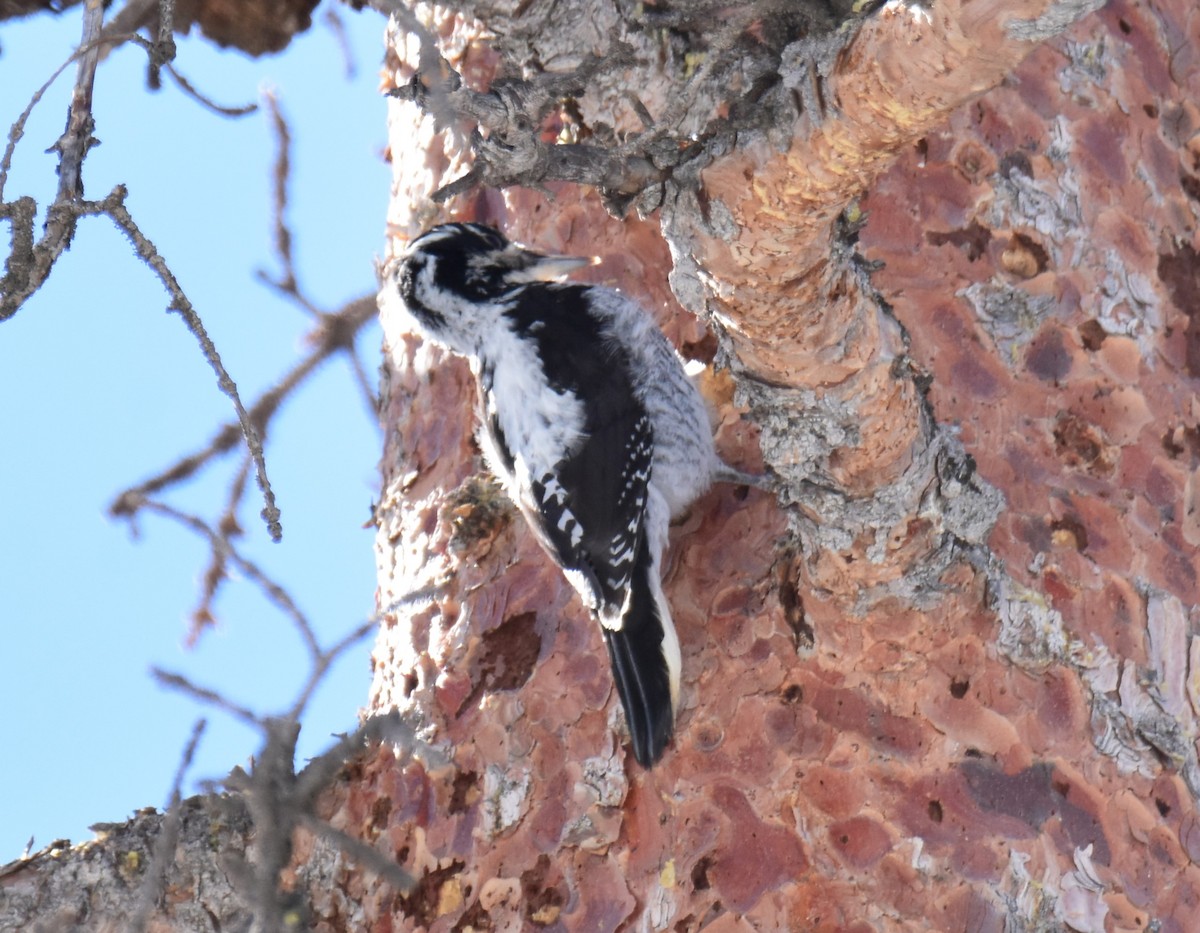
[384,222,722,767]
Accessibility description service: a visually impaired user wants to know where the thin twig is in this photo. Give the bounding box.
[287,619,376,721]
[152,668,262,727]
[99,0,159,52]
[136,498,321,657]
[109,293,377,512]
[293,713,394,803]
[102,188,283,540]
[346,341,381,419]
[164,64,258,116]
[297,812,416,891]
[187,455,252,643]
[214,710,421,924]
[130,718,207,933]
[280,586,442,721]
[258,90,308,305]
[324,6,358,81]
[0,55,75,197]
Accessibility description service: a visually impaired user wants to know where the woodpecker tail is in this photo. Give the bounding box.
[601,536,680,768]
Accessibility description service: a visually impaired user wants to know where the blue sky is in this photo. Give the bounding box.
[0,5,391,858]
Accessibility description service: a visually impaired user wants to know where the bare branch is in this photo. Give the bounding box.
[260,89,303,301]
[216,710,424,923]
[0,38,96,315]
[147,0,177,89]
[135,498,320,656]
[221,716,302,930]
[186,455,252,643]
[144,597,441,926]
[101,188,283,540]
[1,4,403,924]
[109,293,377,515]
[0,53,74,198]
[0,16,191,314]
[323,5,358,81]
[281,587,441,725]
[162,63,258,116]
[386,42,658,208]
[345,339,381,419]
[287,620,376,721]
[52,0,105,202]
[1,17,280,538]
[151,668,262,728]
[297,811,415,891]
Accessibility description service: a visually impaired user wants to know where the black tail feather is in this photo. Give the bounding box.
[601,543,675,767]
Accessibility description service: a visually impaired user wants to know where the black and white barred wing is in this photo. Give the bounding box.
[527,409,653,622]
[527,402,675,767]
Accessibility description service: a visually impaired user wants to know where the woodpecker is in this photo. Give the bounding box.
[385,222,726,767]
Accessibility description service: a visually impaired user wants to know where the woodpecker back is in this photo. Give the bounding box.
[386,222,720,766]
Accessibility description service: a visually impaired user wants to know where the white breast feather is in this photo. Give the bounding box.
[482,320,586,486]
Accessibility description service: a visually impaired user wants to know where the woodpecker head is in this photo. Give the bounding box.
[392,223,591,341]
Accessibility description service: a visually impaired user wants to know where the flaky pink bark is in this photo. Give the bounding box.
[347,1,1200,931]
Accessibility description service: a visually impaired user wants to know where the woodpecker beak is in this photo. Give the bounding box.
[509,250,596,283]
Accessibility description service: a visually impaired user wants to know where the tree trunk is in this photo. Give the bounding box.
[5,0,1199,929]
[356,0,1200,930]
